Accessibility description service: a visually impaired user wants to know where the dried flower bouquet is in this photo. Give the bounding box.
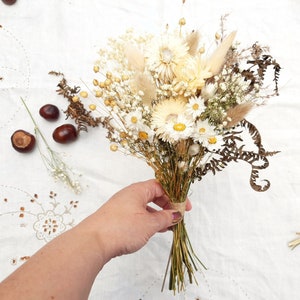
[51,16,280,293]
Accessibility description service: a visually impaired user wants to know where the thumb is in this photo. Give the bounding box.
[151,209,183,232]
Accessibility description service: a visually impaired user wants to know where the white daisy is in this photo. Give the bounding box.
[205,133,224,151]
[192,119,224,150]
[124,111,143,130]
[186,96,206,119]
[137,124,155,143]
[160,114,194,143]
[192,119,215,144]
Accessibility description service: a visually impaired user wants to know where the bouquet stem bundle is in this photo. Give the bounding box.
[163,218,206,292]
[153,140,206,292]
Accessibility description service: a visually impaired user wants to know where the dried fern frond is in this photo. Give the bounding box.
[195,119,279,192]
[245,43,281,95]
[49,71,103,132]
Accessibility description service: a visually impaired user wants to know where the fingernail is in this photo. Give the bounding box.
[172,211,182,224]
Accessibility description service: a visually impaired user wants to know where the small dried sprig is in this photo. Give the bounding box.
[246,43,281,95]
[20,97,81,194]
[49,71,103,132]
[289,233,300,250]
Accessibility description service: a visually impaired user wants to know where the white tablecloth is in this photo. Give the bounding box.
[1,0,300,299]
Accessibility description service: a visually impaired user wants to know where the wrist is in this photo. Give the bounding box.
[76,210,116,267]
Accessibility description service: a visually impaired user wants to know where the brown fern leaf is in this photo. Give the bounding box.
[49,71,103,133]
[195,119,278,192]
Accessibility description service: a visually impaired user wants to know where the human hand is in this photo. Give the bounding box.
[87,179,192,262]
[0,179,192,300]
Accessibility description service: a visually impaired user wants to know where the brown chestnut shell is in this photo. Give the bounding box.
[52,124,78,144]
[39,104,60,121]
[11,130,36,153]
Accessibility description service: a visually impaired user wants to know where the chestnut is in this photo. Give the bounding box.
[11,130,36,153]
[39,104,60,121]
[52,124,78,144]
[2,0,17,5]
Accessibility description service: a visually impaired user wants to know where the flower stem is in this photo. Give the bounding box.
[20,97,81,194]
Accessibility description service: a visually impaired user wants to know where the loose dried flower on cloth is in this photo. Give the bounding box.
[52,17,280,293]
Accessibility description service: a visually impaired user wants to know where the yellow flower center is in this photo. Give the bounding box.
[192,103,199,110]
[173,123,186,131]
[131,116,138,124]
[208,136,217,144]
[199,127,206,134]
[138,131,148,140]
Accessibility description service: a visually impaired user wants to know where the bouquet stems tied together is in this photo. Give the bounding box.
[152,140,206,292]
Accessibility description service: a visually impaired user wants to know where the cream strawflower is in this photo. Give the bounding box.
[174,55,212,94]
[151,99,193,143]
[145,34,189,82]
[186,96,206,119]
[151,99,186,129]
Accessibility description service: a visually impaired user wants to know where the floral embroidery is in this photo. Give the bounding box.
[0,187,79,243]
[33,210,66,242]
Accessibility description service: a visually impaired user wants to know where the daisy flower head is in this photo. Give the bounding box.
[124,110,143,130]
[137,124,155,143]
[145,33,189,83]
[192,118,224,150]
[205,132,224,151]
[186,96,206,119]
[163,114,194,143]
[192,119,214,142]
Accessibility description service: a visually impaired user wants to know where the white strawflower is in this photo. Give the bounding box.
[145,34,189,82]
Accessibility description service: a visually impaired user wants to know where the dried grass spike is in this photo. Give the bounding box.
[225,102,254,128]
[133,72,157,106]
[207,31,237,75]
[124,43,145,72]
[185,30,200,56]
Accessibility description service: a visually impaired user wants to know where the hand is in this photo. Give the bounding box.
[0,179,192,300]
[87,179,192,261]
